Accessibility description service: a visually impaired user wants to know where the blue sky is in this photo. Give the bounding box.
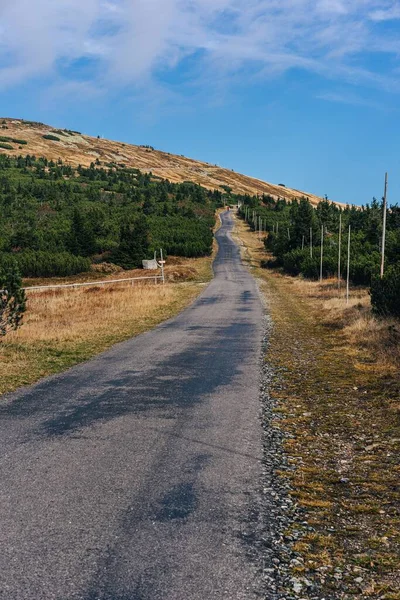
[1,0,400,205]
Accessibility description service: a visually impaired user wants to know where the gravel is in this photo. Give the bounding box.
[251,304,324,600]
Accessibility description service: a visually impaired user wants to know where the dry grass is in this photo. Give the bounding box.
[0,118,336,205]
[234,215,400,374]
[0,256,212,395]
[11,283,181,344]
[283,275,400,374]
[233,215,400,599]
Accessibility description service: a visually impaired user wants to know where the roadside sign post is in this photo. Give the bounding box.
[159,248,166,285]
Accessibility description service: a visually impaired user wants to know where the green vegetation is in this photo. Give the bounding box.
[0,136,28,145]
[371,264,400,317]
[0,143,13,150]
[239,195,400,317]
[42,134,61,141]
[0,251,91,278]
[0,154,230,277]
[0,260,26,337]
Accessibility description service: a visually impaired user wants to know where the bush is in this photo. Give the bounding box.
[282,248,308,276]
[0,136,27,145]
[370,264,400,318]
[42,134,60,142]
[0,143,13,150]
[0,251,91,278]
[0,260,26,337]
[350,253,380,286]
[300,255,320,280]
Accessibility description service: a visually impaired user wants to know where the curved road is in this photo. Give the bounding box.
[0,211,265,600]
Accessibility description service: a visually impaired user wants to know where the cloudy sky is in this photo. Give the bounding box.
[1,0,400,203]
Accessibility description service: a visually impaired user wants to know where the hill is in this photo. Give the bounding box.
[0,118,337,207]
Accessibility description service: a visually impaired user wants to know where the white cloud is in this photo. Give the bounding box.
[369,3,400,21]
[316,91,385,110]
[0,0,399,95]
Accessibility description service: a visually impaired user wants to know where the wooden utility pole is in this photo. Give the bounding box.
[380,172,388,279]
[320,224,324,282]
[346,225,351,305]
[302,235,305,250]
[310,227,313,258]
[338,212,342,293]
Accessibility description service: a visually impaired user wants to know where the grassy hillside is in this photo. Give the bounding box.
[0,117,333,207]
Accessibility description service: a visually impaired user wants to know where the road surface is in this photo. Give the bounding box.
[0,211,265,600]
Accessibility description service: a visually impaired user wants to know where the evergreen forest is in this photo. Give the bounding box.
[238,194,400,317]
[0,152,398,317]
[0,154,226,276]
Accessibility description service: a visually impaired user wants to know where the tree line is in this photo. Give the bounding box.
[239,195,400,318]
[0,154,226,277]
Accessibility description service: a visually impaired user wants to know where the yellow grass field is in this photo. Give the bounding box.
[0,257,212,395]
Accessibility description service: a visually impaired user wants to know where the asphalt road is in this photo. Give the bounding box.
[0,211,265,600]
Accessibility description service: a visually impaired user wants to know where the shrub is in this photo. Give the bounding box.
[0,136,27,145]
[42,134,61,142]
[370,264,400,318]
[0,251,91,278]
[0,143,13,150]
[350,253,380,286]
[0,260,26,337]
[282,248,308,276]
[300,255,320,280]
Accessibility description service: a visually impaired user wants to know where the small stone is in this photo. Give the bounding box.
[291,578,303,593]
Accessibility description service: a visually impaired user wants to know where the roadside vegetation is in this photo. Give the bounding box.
[0,152,229,394]
[239,194,400,318]
[0,154,224,277]
[234,216,400,599]
[0,256,213,395]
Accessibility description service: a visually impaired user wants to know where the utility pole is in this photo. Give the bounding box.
[346,225,351,305]
[380,172,388,279]
[302,235,305,250]
[310,227,313,258]
[320,224,324,282]
[338,212,342,293]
